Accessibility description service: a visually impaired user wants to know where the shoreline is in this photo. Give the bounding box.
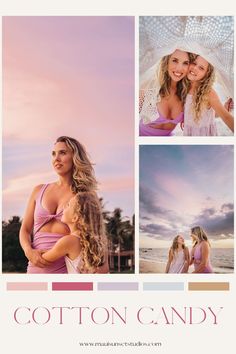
[139,259,233,274]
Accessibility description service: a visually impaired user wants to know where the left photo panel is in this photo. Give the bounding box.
[2,16,135,274]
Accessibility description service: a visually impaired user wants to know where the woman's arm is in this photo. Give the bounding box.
[43,235,108,272]
[189,247,195,266]
[19,185,50,268]
[182,247,190,273]
[209,90,234,132]
[42,236,71,262]
[192,242,210,273]
[165,249,173,273]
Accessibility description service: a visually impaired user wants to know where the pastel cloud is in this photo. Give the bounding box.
[3,16,134,220]
[139,145,234,246]
[154,173,204,214]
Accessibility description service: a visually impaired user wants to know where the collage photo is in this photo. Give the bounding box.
[1,9,235,354]
[139,16,234,274]
[2,15,234,276]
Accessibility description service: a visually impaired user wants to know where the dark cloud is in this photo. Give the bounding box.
[140,223,177,240]
[140,223,168,234]
[221,203,234,212]
[139,184,185,224]
[140,183,234,241]
[141,216,152,221]
[139,184,166,215]
[192,204,234,238]
[203,208,216,216]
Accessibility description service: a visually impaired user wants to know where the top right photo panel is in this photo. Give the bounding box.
[139,16,234,136]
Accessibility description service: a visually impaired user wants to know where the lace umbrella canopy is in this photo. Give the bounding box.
[140,16,234,122]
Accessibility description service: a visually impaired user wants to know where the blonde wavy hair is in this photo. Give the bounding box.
[157,52,195,103]
[189,55,215,123]
[73,191,107,273]
[191,226,211,247]
[56,136,97,193]
[169,235,188,262]
[170,235,186,252]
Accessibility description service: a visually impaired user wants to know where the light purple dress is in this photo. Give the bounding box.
[192,243,213,273]
[139,112,184,136]
[27,184,68,274]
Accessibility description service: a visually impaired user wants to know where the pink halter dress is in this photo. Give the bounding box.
[139,112,184,136]
[192,243,213,273]
[27,184,68,274]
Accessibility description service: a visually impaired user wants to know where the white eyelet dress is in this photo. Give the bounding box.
[183,94,218,136]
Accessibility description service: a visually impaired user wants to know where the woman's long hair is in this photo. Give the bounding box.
[73,191,107,273]
[157,52,194,103]
[190,55,215,123]
[191,226,210,247]
[56,136,97,193]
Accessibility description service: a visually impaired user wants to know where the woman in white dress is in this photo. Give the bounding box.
[183,55,234,135]
[165,235,189,273]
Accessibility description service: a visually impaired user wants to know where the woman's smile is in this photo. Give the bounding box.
[168,49,190,82]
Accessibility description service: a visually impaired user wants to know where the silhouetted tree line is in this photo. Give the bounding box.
[2,216,28,273]
[2,208,134,273]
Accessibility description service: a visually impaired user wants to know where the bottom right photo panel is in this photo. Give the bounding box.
[139,144,234,274]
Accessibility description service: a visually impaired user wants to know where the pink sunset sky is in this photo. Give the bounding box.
[3,16,134,220]
[139,145,234,249]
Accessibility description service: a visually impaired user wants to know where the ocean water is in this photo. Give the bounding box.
[140,248,234,273]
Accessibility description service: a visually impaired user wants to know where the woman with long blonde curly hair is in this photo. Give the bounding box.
[42,191,108,273]
[20,136,108,273]
[56,136,97,193]
[189,226,213,273]
[139,49,192,136]
[183,55,234,135]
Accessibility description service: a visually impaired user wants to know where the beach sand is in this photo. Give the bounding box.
[139,259,166,273]
[139,259,195,273]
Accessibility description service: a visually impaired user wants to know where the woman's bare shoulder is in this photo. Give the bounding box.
[31,184,44,194]
[32,182,55,195]
[30,184,47,199]
[201,240,209,248]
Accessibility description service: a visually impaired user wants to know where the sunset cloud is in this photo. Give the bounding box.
[139,145,234,246]
[3,17,134,220]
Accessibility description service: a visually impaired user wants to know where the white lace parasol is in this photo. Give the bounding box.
[139,16,234,125]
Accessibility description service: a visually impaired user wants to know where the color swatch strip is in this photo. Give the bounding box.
[98,282,139,291]
[143,282,184,291]
[52,282,93,291]
[7,282,48,291]
[188,282,230,291]
[5,281,231,292]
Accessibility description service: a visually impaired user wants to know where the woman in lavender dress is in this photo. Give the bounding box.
[190,226,213,273]
[19,136,109,274]
[139,49,193,136]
